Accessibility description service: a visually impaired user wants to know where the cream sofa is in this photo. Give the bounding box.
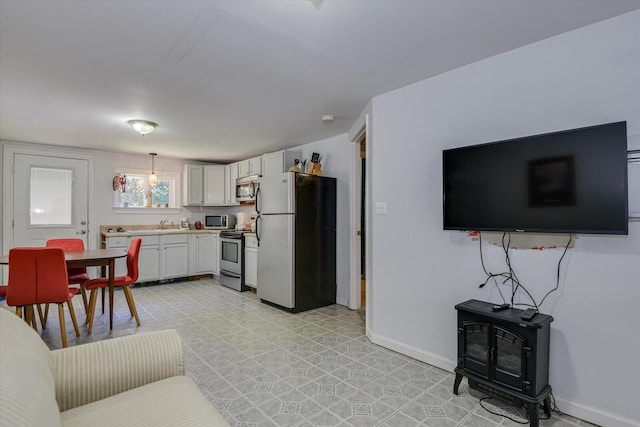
[0,307,229,426]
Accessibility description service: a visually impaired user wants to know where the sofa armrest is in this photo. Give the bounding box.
[51,329,185,411]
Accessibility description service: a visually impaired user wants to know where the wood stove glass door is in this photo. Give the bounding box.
[462,322,490,378]
[492,326,525,391]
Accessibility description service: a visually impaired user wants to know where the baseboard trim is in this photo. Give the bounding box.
[554,396,640,427]
[367,331,456,373]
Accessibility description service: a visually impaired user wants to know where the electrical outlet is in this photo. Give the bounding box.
[376,201,387,215]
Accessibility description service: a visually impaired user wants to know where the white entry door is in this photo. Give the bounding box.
[12,154,89,247]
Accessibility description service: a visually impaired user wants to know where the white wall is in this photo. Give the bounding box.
[292,134,353,306]
[368,10,640,427]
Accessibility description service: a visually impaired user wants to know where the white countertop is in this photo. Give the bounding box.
[102,229,222,238]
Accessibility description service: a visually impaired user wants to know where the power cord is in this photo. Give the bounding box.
[478,232,538,308]
[538,234,572,307]
[478,396,528,424]
[477,231,572,310]
[478,392,563,423]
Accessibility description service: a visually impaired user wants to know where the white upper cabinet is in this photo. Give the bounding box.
[183,150,298,207]
[262,150,302,176]
[238,156,262,178]
[203,165,226,205]
[183,164,204,205]
[225,163,239,205]
[183,163,236,206]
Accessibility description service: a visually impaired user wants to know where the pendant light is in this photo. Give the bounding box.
[149,153,158,186]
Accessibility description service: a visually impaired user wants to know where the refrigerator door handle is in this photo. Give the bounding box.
[256,214,261,247]
[255,186,261,214]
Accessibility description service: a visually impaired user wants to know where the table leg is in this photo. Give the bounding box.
[109,259,115,330]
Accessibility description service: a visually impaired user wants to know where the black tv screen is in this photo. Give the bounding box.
[443,121,628,235]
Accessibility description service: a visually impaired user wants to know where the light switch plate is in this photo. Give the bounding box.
[376,201,387,215]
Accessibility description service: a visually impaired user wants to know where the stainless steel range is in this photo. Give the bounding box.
[219,230,249,291]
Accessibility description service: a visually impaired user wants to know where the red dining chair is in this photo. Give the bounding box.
[6,247,80,348]
[46,238,90,314]
[85,238,141,334]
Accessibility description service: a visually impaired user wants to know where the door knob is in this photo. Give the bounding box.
[78,230,87,235]
[81,220,87,225]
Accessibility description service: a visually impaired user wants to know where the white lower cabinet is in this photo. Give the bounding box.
[191,233,220,274]
[104,236,129,277]
[137,235,160,282]
[105,232,220,283]
[244,235,258,288]
[160,234,189,279]
[189,233,219,275]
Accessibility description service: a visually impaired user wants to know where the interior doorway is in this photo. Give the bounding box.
[358,136,366,319]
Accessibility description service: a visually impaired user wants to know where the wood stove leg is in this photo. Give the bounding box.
[453,373,463,395]
[543,397,551,417]
[526,402,539,427]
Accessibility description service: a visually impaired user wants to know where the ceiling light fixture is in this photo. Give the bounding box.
[128,119,158,136]
[322,115,335,123]
[149,153,158,186]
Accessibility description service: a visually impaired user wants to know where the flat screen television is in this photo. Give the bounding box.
[443,121,628,235]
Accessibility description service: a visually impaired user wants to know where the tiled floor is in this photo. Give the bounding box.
[13,278,593,426]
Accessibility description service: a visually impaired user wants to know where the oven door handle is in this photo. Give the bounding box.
[220,270,241,279]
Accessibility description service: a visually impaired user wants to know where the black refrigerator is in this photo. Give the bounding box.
[256,172,336,312]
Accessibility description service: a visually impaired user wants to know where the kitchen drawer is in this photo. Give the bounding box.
[245,236,258,249]
[160,234,188,245]
[139,235,160,246]
[105,236,129,248]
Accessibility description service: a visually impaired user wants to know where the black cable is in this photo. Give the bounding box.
[500,233,514,304]
[547,391,565,417]
[479,393,564,423]
[501,232,539,310]
[478,396,529,424]
[478,232,570,310]
[478,232,507,304]
[538,234,572,308]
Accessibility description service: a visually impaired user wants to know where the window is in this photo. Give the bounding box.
[30,167,73,225]
[113,169,178,208]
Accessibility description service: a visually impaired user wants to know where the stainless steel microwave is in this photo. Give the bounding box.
[204,215,236,229]
[236,175,259,202]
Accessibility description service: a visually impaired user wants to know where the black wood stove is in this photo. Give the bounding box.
[454,299,553,426]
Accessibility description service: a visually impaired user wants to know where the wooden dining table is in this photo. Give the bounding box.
[0,248,127,330]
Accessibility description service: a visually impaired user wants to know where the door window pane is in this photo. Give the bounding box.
[495,329,523,373]
[30,167,73,225]
[465,324,488,361]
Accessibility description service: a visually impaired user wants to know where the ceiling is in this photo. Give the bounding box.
[1,1,639,162]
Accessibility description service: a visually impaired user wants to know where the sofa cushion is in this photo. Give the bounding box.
[52,329,185,411]
[0,307,61,427]
[60,376,230,427]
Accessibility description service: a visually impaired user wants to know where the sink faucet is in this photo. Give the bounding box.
[159,220,168,229]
